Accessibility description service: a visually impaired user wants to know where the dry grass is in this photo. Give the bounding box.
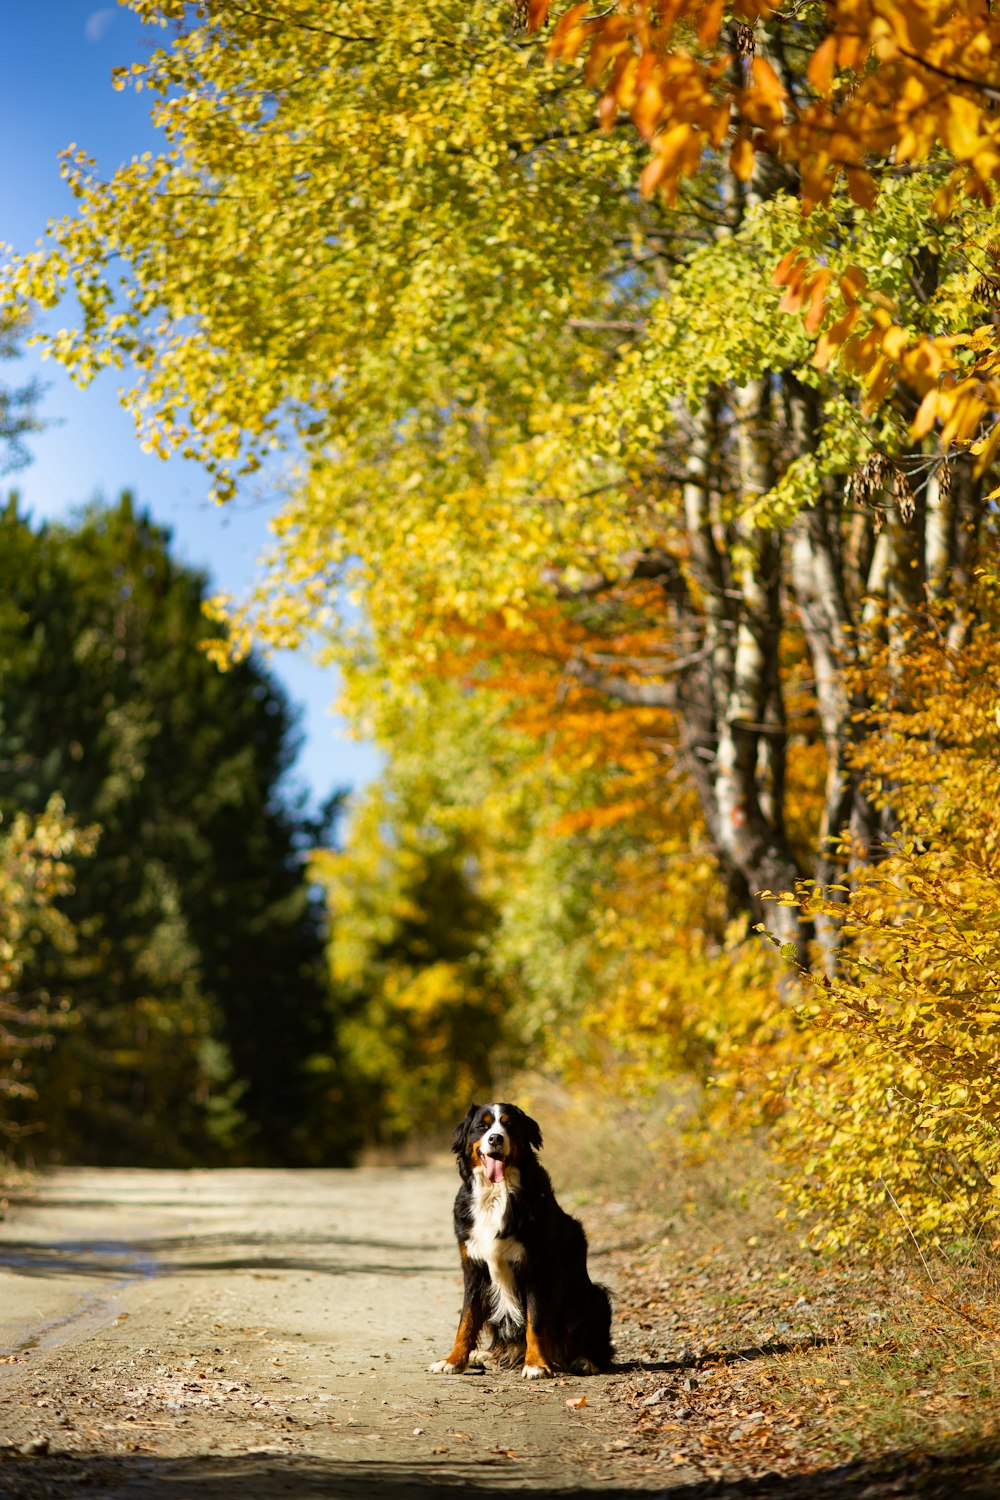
[511,1074,1000,1487]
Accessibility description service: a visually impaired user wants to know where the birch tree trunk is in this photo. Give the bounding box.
[706,378,809,960]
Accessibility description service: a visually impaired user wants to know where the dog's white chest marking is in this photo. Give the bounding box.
[465,1173,525,1330]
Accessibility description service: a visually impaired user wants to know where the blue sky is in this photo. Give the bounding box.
[0,2,381,809]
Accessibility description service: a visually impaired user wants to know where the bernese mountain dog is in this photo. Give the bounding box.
[429,1101,613,1379]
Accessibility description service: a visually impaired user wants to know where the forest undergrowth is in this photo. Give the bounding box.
[533,1080,1000,1488]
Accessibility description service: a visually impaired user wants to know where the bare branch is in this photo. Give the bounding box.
[569,642,713,704]
[566,318,644,334]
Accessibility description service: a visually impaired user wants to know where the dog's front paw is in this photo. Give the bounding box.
[569,1357,600,1376]
[522,1363,552,1380]
[429,1358,466,1374]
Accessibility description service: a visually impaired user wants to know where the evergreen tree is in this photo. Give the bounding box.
[0,493,347,1165]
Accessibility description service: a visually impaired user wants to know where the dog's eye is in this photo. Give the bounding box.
[500,1115,509,1126]
[482,1113,493,1127]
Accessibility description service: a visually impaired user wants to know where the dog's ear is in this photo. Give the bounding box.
[512,1105,543,1153]
[452,1104,478,1179]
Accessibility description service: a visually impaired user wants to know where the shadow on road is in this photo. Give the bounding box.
[0,1233,448,1281]
[2,1442,1000,1500]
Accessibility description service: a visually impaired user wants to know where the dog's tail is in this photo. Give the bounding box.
[481,1326,526,1369]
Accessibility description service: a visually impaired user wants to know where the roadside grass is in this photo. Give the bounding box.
[516,1076,1000,1481]
[764,1245,1000,1467]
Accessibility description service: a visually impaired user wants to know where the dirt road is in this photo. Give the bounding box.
[0,1166,671,1498]
[4,1165,1000,1500]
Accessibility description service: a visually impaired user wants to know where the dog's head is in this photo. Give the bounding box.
[451,1102,542,1185]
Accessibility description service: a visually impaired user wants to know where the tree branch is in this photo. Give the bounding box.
[568,659,679,706]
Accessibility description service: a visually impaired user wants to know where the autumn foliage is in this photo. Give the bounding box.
[5,0,1000,1245]
[0,798,97,1146]
[765,599,1000,1246]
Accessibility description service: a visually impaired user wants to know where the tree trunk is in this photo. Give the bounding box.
[709,378,809,961]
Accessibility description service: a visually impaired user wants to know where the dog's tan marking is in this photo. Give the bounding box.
[448,1302,485,1366]
[522,1314,552,1379]
[430,1244,488,1375]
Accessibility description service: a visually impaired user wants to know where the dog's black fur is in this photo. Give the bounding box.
[429,1101,613,1378]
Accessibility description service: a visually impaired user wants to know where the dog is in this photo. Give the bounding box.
[429,1101,613,1379]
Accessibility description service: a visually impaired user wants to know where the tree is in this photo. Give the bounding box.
[765,592,1000,1248]
[544,0,1000,453]
[0,493,344,1165]
[3,0,995,970]
[0,797,97,1153]
[314,776,515,1147]
[3,0,1000,1236]
[544,0,1000,212]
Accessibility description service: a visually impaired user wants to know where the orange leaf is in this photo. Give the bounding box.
[639,122,698,199]
[698,0,725,48]
[835,33,869,70]
[804,269,832,334]
[773,250,804,287]
[838,266,867,305]
[813,306,859,369]
[599,91,619,131]
[632,79,665,139]
[846,168,878,210]
[708,100,732,148]
[639,152,670,197]
[547,3,589,58]
[807,36,836,96]
[584,23,632,87]
[812,332,837,370]
[750,56,786,122]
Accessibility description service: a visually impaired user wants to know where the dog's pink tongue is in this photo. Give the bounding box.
[484,1156,505,1183]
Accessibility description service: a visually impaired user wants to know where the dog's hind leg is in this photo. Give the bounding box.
[521,1293,554,1380]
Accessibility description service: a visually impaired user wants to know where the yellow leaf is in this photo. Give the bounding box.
[970,420,1000,477]
[881,325,909,361]
[943,94,982,159]
[730,133,755,182]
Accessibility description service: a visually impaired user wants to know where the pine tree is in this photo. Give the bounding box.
[0,493,347,1165]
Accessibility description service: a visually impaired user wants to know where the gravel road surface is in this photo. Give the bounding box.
[0,1167,669,1498]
